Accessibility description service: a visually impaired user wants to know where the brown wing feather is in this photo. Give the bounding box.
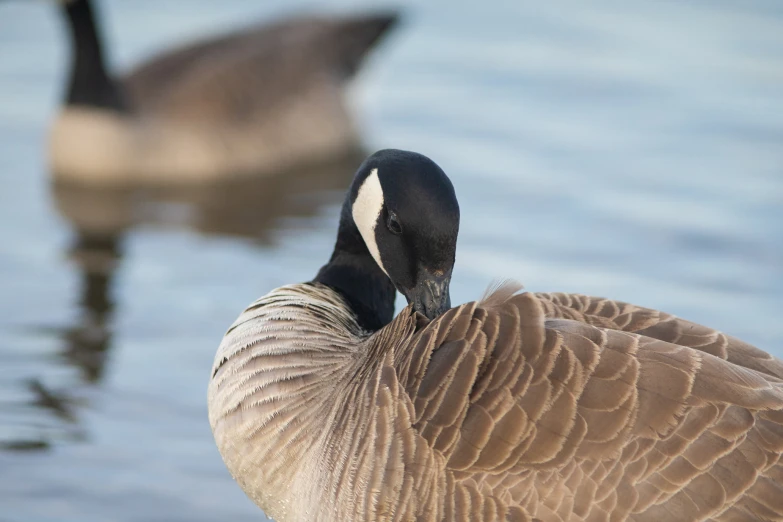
[536,292,783,381]
[395,290,783,521]
[122,13,398,120]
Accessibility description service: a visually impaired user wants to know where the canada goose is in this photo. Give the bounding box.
[49,0,398,185]
[208,149,783,521]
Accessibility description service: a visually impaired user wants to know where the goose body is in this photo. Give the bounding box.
[208,150,783,521]
[50,0,397,184]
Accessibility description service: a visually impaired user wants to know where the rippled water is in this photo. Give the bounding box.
[0,0,781,520]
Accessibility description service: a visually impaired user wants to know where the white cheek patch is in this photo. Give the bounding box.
[352,168,388,276]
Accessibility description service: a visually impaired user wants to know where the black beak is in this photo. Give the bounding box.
[405,272,451,320]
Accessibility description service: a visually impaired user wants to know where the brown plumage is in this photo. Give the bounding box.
[207,150,783,521]
[209,283,783,521]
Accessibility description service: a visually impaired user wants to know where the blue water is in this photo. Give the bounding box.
[0,0,781,520]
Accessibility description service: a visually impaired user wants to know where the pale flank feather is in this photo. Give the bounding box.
[479,279,524,308]
[208,284,783,521]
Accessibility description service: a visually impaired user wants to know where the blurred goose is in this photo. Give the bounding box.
[208,150,783,521]
[49,0,398,185]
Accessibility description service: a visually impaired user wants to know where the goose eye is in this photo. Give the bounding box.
[386,211,403,235]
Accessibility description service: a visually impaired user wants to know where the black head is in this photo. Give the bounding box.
[347,149,459,319]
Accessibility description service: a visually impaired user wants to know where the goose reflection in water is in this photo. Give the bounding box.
[0,150,363,453]
[0,232,115,453]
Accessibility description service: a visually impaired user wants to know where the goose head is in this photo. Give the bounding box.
[346,149,460,321]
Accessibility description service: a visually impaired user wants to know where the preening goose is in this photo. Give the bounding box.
[49,0,397,185]
[208,149,783,521]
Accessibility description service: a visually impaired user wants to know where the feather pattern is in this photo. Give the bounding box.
[208,284,783,521]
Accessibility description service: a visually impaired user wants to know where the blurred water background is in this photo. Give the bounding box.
[0,0,781,520]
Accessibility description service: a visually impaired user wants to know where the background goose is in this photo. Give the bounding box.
[49,0,398,185]
[210,149,783,521]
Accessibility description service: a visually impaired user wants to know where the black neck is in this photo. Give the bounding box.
[313,209,396,332]
[62,0,127,111]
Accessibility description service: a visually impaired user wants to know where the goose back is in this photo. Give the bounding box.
[208,283,783,521]
[123,13,398,119]
[535,292,783,381]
